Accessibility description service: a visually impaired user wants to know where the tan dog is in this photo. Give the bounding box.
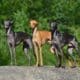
[30,20,51,66]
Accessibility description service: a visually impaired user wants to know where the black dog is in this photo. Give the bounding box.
[4,20,32,65]
[49,20,80,67]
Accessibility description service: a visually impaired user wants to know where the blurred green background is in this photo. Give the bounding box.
[0,0,80,66]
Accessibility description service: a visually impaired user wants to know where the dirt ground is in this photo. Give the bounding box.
[0,66,80,80]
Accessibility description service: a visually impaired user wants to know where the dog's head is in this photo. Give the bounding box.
[48,19,60,31]
[4,20,13,29]
[30,20,38,29]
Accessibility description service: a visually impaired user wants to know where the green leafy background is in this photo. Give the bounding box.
[0,0,80,66]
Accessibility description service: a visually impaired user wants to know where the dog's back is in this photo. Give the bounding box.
[15,31,32,48]
[35,30,51,45]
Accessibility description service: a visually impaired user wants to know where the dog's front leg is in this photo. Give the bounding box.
[7,42,13,65]
[33,42,39,66]
[68,47,76,68]
[52,44,62,67]
[39,45,43,66]
[59,48,65,68]
[55,51,62,67]
[12,47,16,65]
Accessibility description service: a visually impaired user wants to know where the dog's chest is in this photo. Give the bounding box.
[7,34,15,43]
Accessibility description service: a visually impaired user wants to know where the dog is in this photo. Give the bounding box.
[49,19,80,67]
[4,20,32,65]
[30,20,51,66]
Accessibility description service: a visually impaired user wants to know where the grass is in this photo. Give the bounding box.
[0,25,80,66]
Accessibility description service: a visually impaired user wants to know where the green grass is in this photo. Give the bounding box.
[0,25,80,66]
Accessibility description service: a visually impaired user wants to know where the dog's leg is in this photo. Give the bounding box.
[56,53,62,67]
[7,42,13,65]
[23,42,31,66]
[68,40,80,67]
[23,39,32,65]
[54,48,61,67]
[65,51,73,67]
[68,47,76,68]
[39,45,43,66]
[12,47,16,65]
[9,47,13,65]
[23,48,31,66]
[53,44,63,67]
[59,47,65,68]
[33,42,39,66]
[56,48,64,68]
[58,55,62,67]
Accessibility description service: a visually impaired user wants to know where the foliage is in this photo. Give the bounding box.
[0,0,80,66]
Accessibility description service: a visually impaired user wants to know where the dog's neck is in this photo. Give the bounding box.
[32,27,37,36]
[6,27,14,36]
[53,25,58,32]
[51,26,58,39]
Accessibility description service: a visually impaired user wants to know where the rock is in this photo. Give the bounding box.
[0,66,80,80]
